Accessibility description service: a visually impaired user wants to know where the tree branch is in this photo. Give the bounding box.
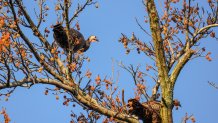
[194,24,218,38]
[0,77,139,123]
[170,49,195,86]
[63,0,73,80]
[146,0,169,86]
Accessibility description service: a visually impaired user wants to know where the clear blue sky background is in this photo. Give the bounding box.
[1,0,218,123]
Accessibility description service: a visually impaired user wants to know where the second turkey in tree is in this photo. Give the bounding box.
[53,24,98,54]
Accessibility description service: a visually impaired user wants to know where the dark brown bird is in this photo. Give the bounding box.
[127,98,161,123]
[53,24,69,51]
[53,24,98,53]
[77,114,88,123]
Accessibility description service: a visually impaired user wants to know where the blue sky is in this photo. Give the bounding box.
[1,0,218,123]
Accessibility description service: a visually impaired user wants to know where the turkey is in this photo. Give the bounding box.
[53,24,98,53]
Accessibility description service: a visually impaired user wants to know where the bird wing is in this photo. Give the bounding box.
[53,26,69,52]
[69,28,86,52]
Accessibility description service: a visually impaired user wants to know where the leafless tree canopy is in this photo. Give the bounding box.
[0,0,217,123]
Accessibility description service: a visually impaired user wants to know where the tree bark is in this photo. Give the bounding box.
[145,0,174,122]
[161,106,173,123]
[161,89,173,123]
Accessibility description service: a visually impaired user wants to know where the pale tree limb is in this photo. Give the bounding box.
[194,24,218,38]
[0,78,139,123]
[170,49,195,86]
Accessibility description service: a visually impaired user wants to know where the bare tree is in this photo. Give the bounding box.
[0,0,217,123]
[119,0,218,122]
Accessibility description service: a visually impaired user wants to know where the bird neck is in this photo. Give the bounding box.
[82,39,91,52]
[85,39,91,46]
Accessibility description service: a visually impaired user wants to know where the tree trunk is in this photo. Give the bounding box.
[161,106,173,123]
[145,0,174,121]
[160,87,173,123]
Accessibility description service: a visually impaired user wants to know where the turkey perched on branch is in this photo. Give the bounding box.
[127,98,161,123]
[53,24,98,53]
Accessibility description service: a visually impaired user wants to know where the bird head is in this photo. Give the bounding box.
[88,35,99,43]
